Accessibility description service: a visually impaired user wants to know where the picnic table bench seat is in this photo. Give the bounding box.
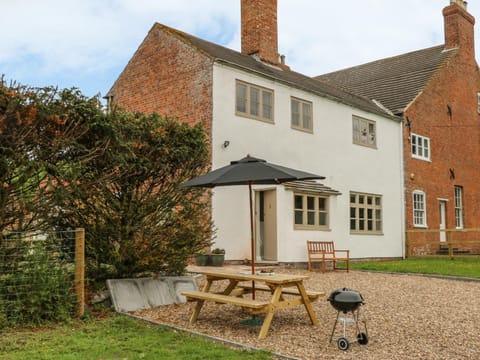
[182,290,270,312]
[307,240,350,273]
[236,283,325,301]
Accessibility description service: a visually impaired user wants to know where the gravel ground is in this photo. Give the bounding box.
[133,267,480,360]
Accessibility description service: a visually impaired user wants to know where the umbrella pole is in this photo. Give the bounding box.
[248,181,256,300]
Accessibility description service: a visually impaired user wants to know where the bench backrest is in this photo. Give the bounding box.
[307,241,335,254]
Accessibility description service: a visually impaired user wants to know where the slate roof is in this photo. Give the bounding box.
[126,23,398,120]
[315,45,456,115]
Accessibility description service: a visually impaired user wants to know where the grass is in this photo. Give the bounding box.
[350,256,480,279]
[3,257,479,359]
[0,315,273,360]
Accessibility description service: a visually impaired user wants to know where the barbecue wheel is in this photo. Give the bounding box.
[337,337,349,351]
[357,332,368,345]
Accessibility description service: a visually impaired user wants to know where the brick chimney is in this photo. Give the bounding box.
[443,0,475,57]
[241,0,280,66]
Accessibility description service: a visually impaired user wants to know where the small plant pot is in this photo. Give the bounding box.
[195,254,209,266]
[209,254,225,267]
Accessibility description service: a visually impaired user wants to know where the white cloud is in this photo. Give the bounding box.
[0,0,478,96]
[278,0,451,75]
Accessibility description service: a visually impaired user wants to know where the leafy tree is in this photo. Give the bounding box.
[51,111,212,278]
[1,77,212,279]
[0,77,102,234]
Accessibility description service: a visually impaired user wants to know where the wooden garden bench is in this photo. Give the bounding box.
[307,241,350,272]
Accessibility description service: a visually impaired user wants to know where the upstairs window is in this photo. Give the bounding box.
[236,80,274,122]
[353,116,376,148]
[413,190,427,227]
[291,97,313,132]
[411,133,430,161]
[454,186,464,229]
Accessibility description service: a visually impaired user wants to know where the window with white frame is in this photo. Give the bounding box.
[294,193,329,230]
[236,80,274,122]
[413,190,427,227]
[349,192,382,234]
[411,133,431,161]
[477,93,480,113]
[352,116,376,148]
[291,97,313,132]
[454,186,464,229]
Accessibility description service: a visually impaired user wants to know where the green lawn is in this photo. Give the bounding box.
[350,256,480,279]
[3,257,479,359]
[0,316,273,360]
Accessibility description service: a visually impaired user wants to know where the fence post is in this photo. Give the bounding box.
[447,230,453,260]
[75,228,85,317]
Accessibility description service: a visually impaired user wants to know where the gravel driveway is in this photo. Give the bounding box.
[133,267,480,359]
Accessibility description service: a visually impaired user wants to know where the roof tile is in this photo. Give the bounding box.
[315,45,455,115]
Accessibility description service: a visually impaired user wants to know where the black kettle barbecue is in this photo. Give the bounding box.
[327,288,368,351]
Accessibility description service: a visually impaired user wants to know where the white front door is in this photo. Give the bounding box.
[439,200,447,242]
[255,190,277,261]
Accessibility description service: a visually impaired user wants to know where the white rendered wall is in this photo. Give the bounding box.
[210,63,404,262]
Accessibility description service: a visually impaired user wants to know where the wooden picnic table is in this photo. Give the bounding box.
[182,269,323,339]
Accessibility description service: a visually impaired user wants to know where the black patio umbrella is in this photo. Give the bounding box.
[181,155,325,281]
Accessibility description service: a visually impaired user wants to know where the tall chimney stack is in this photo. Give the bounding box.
[241,0,280,66]
[443,0,475,57]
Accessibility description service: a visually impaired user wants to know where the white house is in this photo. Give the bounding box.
[106,0,405,264]
[211,62,404,262]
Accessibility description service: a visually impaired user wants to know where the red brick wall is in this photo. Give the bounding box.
[241,0,279,65]
[108,24,213,141]
[443,4,475,59]
[404,47,480,230]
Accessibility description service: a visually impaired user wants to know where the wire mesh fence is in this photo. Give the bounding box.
[0,228,84,328]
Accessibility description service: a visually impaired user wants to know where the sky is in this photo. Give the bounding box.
[1,0,479,99]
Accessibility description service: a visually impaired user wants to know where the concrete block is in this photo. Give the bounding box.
[107,276,197,313]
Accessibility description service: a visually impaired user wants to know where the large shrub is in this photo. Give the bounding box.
[1,77,211,282]
[51,111,212,279]
[0,78,102,234]
[1,78,212,283]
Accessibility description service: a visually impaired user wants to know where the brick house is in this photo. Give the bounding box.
[106,0,405,263]
[317,0,480,252]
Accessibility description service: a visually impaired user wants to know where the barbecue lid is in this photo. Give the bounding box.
[328,288,364,304]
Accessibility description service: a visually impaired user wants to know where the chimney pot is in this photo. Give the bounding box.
[450,0,467,10]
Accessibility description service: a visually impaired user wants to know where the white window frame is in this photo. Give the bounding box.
[411,133,431,161]
[294,193,329,230]
[454,186,464,229]
[235,80,274,123]
[349,192,383,234]
[291,97,313,133]
[413,190,427,228]
[352,116,376,148]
